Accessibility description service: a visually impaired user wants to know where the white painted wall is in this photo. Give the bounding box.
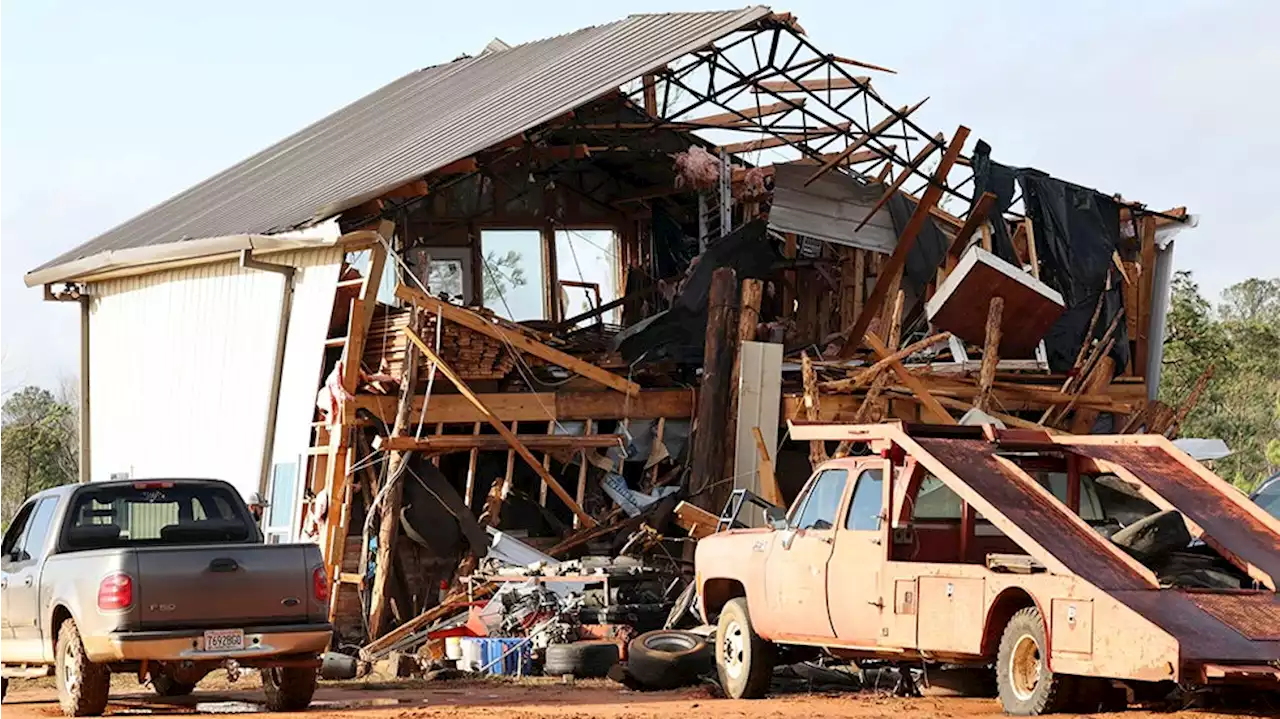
[87,247,342,502]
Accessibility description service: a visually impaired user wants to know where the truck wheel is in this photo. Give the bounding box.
[151,673,197,697]
[544,641,619,678]
[627,630,712,689]
[715,598,774,699]
[56,618,110,716]
[262,665,317,711]
[996,607,1072,715]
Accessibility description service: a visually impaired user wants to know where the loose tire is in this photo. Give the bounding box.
[626,630,713,689]
[544,641,619,678]
[996,607,1072,715]
[150,673,197,697]
[715,598,774,699]
[262,665,317,712]
[56,618,110,717]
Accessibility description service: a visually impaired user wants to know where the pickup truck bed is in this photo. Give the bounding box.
[2,479,331,716]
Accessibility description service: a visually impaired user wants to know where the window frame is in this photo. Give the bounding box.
[789,468,849,531]
[844,468,885,532]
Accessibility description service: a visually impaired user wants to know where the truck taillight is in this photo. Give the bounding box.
[97,572,133,611]
[312,566,329,603]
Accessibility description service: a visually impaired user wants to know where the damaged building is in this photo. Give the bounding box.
[25,7,1199,651]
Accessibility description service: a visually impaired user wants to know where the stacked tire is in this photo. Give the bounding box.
[626,630,713,690]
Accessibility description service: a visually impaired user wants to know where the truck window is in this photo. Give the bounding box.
[2,501,36,558]
[1032,472,1104,520]
[791,469,848,530]
[20,499,59,560]
[912,475,962,519]
[64,483,253,550]
[845,469,884,531]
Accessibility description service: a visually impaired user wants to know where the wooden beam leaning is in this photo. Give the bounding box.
[804,98,928,187]
[865,332,956,425]
[853,132,945,232]
[402,327,597,528]
[342,222,392,392]
[818,331,952,393]
[396,284,639,396]
[838,126,970,358]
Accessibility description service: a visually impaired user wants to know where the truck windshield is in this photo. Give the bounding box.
[64,483,252,550]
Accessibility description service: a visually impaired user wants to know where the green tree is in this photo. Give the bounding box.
[1,386,78,524]
[1159,272,1280,490]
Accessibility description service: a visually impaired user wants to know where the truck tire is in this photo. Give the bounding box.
[151,673,197,697]
[626,630,712,689]
[544,641,619,678]
[996,607,1072,715]
[56,618,110,717]
[262,665,317,711]
[715,598,774,699]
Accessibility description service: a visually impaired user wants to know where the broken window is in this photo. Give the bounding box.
[480,230,543,321]
[556,229,619,325]
[845,469,883,531]
[912,475,963,520]
[791,468,848,531]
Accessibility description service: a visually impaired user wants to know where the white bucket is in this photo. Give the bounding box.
[458,637,482,672]
[445,636,463,661]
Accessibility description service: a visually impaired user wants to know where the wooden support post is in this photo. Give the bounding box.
[642,74,658,116]
[367,308,422,639]
[974,297,1004,413]
[801,353,829,469]
[538,421,555,507]
[430,422,444,467]
[574,419,592,529]
[463,422,481,508]
[1023,218,1040,280]
[840,126,970,357]
[1135,217,1157,377]
[690,268,739,513]
[403,327,596,527]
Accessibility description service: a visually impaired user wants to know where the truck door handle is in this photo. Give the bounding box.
[209,558,240,573]
[23,576,33,587]
[0,578,7,589]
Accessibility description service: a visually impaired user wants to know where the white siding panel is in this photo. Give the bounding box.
[733,341,783,523]
[88,248,342,500]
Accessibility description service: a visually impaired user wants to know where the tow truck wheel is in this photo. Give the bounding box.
[262,664,318,711]
[996,607,1072,715]
[715,598,774,699]
[55,618,110,717]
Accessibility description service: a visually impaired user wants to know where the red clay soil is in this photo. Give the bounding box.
[0,677,1259,719]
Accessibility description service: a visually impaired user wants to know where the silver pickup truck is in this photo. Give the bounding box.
[1,479,332,716]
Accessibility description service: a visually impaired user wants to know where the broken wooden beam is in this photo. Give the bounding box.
[853,132,945,232]
[403,327,597,528]
[818,332,952,393]
[687,99,803,126]
[397,284,640,396]
[804,97,928,186]
[839,126,970,357]
[673,501,720,539]
[753,426,783,507]
[753,76,870,93]
[721,121,854,154]
[865,331,956,425]
[974,297,1004,412]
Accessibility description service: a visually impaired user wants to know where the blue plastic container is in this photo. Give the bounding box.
[475,637,533,676]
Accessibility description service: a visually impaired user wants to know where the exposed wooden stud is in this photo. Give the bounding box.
[801,353,829,469]
[804,98,928,186]
[974,297,1004,412]
[463,422,481,508]
[1023,218,1041,280]
[342,223,393,392]
[1067,355,1117,434]
[538,421,556,507]
[574,419,592,529]
[839,126,969,357]
[403,327,597,527]
[642,73,658,116]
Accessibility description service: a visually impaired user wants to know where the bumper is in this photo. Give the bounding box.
[84,623,332,663]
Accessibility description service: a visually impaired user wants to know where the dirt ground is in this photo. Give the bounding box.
[1,674,1268,719]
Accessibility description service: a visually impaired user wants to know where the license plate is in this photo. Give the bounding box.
[203,629,245,652]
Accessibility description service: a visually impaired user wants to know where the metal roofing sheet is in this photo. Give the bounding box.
[32,7,770,278]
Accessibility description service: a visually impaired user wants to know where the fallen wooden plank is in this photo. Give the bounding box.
[397,283,639,396]
[403,327,597,528]
[674,501,720,539]
[818,332,952,393]
[865,331,955,425]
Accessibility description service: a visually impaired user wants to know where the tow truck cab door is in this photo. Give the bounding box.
[827,463,888,645]
[760,465,851,639]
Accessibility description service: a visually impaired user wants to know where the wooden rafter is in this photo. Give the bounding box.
[753,76,870,93]
[804,97,928,186]
[721,121,853,154]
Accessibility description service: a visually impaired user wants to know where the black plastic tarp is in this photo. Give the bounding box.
[969,140,1020,264]
[1016,170,1129,373]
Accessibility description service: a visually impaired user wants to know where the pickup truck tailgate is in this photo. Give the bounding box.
[135,544,312,628]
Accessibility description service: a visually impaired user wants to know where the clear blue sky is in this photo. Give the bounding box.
[4,0,1279,393]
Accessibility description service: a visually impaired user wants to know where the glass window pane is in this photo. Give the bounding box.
[845,469,884,531]
[427,259,465,300]
[555,230,619,325]
[481,230,544,321]
[793,469,848,530]
[2,502,36,556]
[20,499,59,559]
[268,463,298,528]
[66,484,249,549]
[912,475,963,519]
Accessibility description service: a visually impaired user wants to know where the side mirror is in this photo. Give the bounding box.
[764,506,788,530]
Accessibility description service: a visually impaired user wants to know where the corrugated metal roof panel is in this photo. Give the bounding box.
[34,8,770,277]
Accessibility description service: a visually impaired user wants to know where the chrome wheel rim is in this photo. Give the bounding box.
[63,642,81,696]
[721,618,746,680]
[1009,633,1042,701]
